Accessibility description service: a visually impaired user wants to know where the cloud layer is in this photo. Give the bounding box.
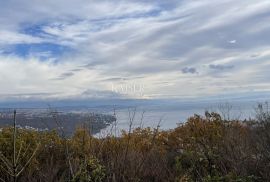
[0,0,270,101]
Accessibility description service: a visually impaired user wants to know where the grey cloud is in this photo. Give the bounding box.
[181,67,197,74]
[61,72,74,77]
[209,64,234,70]
[70,68,82,72]
[250,54,261,58]
[53,72,74,80]
[101,77,127,82]
[82,61,106,69]
[100,75,145,82]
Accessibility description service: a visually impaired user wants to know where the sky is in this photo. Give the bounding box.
[0,0,270,103]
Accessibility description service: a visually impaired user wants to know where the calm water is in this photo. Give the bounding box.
[96,101,258,137]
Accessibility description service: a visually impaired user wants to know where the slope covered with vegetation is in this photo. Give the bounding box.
[0,104,270,182]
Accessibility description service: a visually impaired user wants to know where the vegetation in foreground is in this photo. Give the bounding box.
[0,104,270,182]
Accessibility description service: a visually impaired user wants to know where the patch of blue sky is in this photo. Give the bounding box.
[2,43,72,61]
[19,22,54,39]
[20,19,80,37]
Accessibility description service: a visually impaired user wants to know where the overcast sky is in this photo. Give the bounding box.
[0,0,270,101]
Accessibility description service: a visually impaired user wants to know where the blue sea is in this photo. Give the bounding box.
[96,100,260,137]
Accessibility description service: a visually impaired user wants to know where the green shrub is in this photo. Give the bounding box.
[72,157,106,182]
